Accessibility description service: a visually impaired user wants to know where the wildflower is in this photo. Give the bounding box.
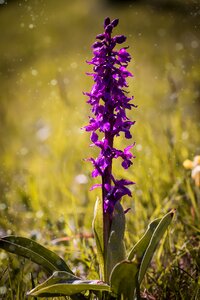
[183,155,200,187]
[84,17,136,215]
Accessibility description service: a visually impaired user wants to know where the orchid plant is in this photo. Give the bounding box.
[0,18,174,299]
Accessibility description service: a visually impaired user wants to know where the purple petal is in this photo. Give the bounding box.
[90,184,102,190]
[104,183,111,191]
[91,132,98,143]
[102,122,110,131]
[92,169,99,177]
[122,160,132,169]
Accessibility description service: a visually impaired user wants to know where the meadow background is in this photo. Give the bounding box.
[0,0,199,299]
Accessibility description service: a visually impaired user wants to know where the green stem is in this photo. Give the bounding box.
[102,132,113,282]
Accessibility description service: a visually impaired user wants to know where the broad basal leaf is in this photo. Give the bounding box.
[0,236,72,274]
[28,271,81,294]
[27,280,110,297]
[138,210,175,284]
[128,217,161,261]
[110,260,139,300]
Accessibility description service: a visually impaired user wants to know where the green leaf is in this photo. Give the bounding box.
[0,236,73,274]
[28,271,81,294]
[107,202,126,278]
[27,280,110,297]
[128,217,161,261]
[110,260,139,299]
[92,197,104,279]
[138,210,175,284]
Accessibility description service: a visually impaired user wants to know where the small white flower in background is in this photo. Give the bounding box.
[183,155,200,187]
[50,79,57,86]
[36,125,51,141]
[75,174,88,184]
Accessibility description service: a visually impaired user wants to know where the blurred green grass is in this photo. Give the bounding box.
[0,0,200,299]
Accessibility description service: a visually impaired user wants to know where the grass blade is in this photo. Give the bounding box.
[92,197,104,279]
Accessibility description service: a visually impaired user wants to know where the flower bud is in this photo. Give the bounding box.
[111,18,119,27]
[93,41,103,49]
[105,24,113,34]
[114,35,126,44]
[96,33,105,40]
[104,17,110,28]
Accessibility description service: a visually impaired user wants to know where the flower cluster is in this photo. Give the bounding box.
[85,17,136,214]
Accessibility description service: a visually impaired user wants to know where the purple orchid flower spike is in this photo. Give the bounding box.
[85,17,136,218]
[84,19,136,265]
